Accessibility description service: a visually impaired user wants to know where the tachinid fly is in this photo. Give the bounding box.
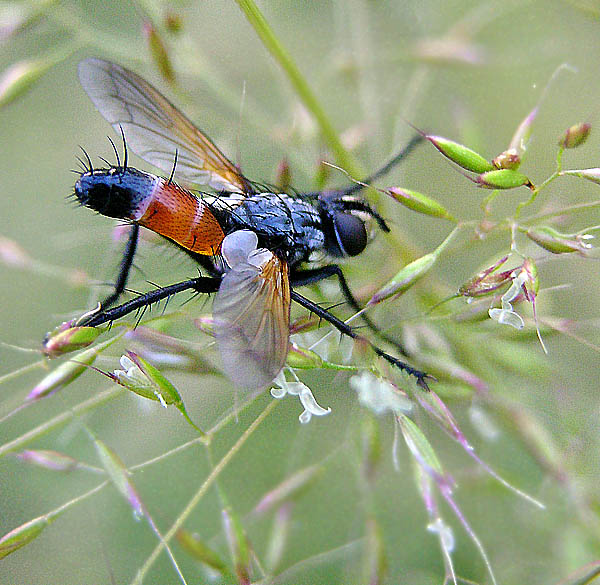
[60,58,429,390]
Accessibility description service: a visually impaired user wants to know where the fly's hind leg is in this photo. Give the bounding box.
[80,276,222,328]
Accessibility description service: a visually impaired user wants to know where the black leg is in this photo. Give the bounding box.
[290,290,430,390]
[99,224,140,309]
[302,135,424,202]
[341,134,424,196]
[80,276,222,327]
[291,265,408,356]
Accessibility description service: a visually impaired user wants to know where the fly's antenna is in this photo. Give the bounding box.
[107,135,121,167]
[119,125,128,170]
[78,146,94,174]
[167,149,178,185]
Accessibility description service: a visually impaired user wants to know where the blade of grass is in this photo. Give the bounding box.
[234,0,361,177]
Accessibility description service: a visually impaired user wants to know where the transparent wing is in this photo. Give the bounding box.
[213,250,290,389]
[78,58,251,194]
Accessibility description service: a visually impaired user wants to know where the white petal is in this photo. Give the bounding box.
[298,386,331,416]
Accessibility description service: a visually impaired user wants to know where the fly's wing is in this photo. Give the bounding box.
[78,58,252,194]
[213,251,291,389]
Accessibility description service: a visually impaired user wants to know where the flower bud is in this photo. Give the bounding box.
[424,134,493,174]
[492,148,521,170]
[387,187,455,220]
[526,225,593,255]
[143,21,175,83]
[254,465,322,515]
[458,256,514,297]
[94,438,144,519]
[42,324,102,358]
[275,158,291,191]
[0,514,55,559]
[16,449,78,472]
[558,122,591,149]
[28,344,100,401]
[176,530,228,573]
[476,169,533,190]
[286,343,324,369]
[560,168,600,185]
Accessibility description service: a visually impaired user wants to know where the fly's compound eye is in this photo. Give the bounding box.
[333,212,367,257]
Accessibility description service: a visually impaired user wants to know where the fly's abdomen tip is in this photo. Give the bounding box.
[73,167,159,220]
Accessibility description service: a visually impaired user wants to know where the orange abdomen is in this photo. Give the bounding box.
[139,179,224,255]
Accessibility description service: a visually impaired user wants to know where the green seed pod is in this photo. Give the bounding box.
[368,252,437,305]
[476,169,532,190]
[426,134,494,173]
[561,168,600,185]
[387,187,455,220]
[526,225,593,255]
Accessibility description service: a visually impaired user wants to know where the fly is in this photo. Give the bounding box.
[55,58,429,390]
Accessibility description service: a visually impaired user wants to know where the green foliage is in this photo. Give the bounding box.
[2,1,600,584]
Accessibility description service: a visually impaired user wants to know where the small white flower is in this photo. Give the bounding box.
[488,270,527,330]
[350,371,413,415]
[427,517,455,552]
[270,375,331,423]
[113,354,167,407]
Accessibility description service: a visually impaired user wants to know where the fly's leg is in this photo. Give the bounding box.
[290,289,430,390]
[291,265,407,356]
[98,224,140,309]
[341,134,424,196]
[80,276,222,328]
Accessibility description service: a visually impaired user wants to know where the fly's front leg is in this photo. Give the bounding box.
[290,290,430,390]
[291,265,407,356]
[99,224,140,309]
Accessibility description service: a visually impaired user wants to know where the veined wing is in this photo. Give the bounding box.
[78,58,252,194]
[213,231,291,389]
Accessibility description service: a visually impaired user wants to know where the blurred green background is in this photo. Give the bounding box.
[2,1,600,583]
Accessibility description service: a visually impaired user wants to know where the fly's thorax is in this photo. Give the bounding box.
[74,167,161,219]
[225,192,325,266]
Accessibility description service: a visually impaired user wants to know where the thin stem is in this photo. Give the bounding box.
[0,386,123,458]
[234,0,361,177]
[131,398,279,585]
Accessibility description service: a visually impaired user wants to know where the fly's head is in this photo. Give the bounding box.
[318,192,389,258]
